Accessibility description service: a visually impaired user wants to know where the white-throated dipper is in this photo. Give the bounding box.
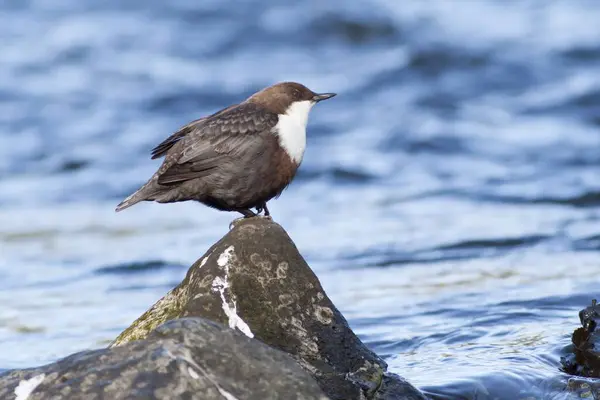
[116,82,336,217]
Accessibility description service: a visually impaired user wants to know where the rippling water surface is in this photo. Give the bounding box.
[1,1,599,398]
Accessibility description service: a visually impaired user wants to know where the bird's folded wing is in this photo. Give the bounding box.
[157,103,278,185]
[150,121,200,160]
[150,104,240,160]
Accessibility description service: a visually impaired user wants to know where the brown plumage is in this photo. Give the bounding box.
[116,82,335,218]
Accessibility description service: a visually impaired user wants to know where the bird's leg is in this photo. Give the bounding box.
[256,203,272,219]
[237,209,257,218]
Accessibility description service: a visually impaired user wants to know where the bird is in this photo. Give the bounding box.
[115,82,336,218]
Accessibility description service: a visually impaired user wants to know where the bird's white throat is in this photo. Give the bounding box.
[274,100,313,164]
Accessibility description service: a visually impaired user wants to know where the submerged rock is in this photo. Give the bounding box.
[0,318,328,400]
[113,217,426,400]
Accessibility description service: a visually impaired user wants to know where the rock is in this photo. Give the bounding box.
[561,299,600,378]
[375,374,429,400]
[0,318,328,400]
[113,217,427,400]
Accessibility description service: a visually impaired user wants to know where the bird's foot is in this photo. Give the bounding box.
[238,209,257,218]
[256,203,271,218]
[229,209,258,230]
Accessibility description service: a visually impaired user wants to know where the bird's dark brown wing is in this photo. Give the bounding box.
[150,104,239,159]
[150,122,198,160]
[156,103,278,185]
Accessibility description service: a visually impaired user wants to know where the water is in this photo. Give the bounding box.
[1,0,599,398]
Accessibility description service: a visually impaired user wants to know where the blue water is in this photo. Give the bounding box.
[1,1,599,398]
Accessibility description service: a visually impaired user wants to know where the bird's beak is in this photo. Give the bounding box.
[312,93,337,102]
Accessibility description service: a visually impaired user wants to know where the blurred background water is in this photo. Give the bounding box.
[1,0,599,398]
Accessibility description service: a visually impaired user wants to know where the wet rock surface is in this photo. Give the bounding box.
[0,318,328,400]
[559,299,600,400]
[562,299,600,378]
[113,217,427,400]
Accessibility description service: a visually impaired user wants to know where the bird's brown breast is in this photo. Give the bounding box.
[235,134,298,206]
[269,139,298,195]
[197,132,299,210]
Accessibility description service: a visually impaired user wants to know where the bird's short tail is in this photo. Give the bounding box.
[115,183,157,212]
[115,192,144,212]
[116,175,165,212]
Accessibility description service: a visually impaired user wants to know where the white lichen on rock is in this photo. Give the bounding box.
[314,305,334,325]
[289,316,319,355]
[187,367,200,379]
[211,246,254,338]
[14,373,45,400]
[199,256,209,268]
[217,387,239,400]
